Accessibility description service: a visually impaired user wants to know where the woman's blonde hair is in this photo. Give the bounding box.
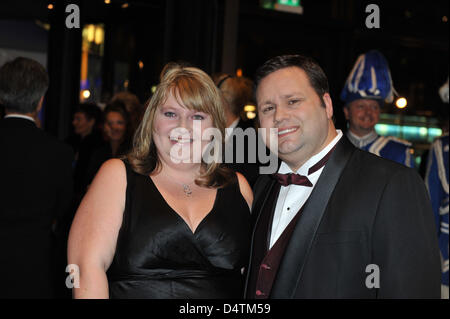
[126,62,234,188]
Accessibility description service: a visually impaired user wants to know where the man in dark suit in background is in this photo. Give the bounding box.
[214,74,260,187]
[245,54,440,298]
[0,57,73,298]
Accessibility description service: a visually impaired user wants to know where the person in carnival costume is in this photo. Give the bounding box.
[341,50,413,167]
[425,77,449,299]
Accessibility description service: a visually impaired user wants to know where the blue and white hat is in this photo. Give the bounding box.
[340,50,396,105]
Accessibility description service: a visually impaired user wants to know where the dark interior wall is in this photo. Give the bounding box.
[237,0,448,129]
[0,0,448,139]
[163,0,222,73]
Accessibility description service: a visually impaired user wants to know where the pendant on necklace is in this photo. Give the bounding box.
[182,184,192,197]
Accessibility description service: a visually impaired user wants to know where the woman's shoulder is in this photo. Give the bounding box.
[97,158,127,179]
[85,159,128,204]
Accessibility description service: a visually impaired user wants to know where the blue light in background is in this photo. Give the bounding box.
[375,124,442,143]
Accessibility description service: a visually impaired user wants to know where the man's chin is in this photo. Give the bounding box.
[278,139,302,153]
[278,145,303,161]
[358,123,376,130]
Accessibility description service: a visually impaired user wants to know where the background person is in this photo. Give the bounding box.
[66,103,103,198]
[425,77,449,299]
[110,91,144,135]
[340,50,414,167]
[0,57,73,298]
[213,73,260,187]
[85,101,132,186]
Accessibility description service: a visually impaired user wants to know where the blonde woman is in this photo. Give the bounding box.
[68,63,253,299]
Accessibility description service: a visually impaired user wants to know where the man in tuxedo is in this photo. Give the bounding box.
[0,57,73,298]
[214,74,260,187]
[244,54,440,298]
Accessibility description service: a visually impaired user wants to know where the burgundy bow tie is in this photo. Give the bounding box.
[272,173,313,187]
[272,144,337,187]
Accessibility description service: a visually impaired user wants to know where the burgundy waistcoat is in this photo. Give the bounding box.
[247,182,304,299]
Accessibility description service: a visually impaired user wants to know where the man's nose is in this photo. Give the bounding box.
[274,106,288,124]
[363,106,374,115]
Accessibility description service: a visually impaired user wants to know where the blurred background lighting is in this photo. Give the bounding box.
[246,111,256,119]
[244,104,256,112]
[396,97,407,109]
[82,90,91,99]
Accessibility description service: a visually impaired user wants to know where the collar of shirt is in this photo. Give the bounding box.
[225,117,241,142]
[346,129,378,148]
[269,130,343,249]
[4,114,36,123]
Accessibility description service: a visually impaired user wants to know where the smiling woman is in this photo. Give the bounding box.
[129,62,232,187]
[153,92,214,167]
[67,62,254,299]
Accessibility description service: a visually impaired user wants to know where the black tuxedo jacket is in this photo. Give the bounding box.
[0,117,73,298]
[245,136,441,298]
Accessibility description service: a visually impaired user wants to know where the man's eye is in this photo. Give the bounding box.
[262,106,274,113]
[288,99,300,105]
[192,114,205,120]
[164,112,176,118]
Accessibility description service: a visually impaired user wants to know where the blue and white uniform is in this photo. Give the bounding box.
[341,50,414,168]
[425,134,449,299]
[346,130,414,167]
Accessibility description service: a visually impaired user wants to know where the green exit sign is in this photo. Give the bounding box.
[277,0,301,6]
[260,0,303,14]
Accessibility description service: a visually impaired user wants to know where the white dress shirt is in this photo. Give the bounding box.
[4,114,36,123]
[346,129,378,148]
[269,130,343,249]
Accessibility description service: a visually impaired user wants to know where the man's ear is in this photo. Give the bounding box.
[342,105,350,121]
[36,96,44,113]
[323,93,333,119]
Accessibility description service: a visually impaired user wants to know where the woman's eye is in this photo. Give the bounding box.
[164,112,176,118]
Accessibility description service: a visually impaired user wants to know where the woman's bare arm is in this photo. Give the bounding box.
[67,159,127,298]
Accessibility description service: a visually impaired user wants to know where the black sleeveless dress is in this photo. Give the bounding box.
[107,161,251,299]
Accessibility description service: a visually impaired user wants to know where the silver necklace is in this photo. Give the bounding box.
[181,183,193,197]
[163,172,195,197]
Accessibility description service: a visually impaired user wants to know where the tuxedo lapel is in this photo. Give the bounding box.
[270,137,355,298]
